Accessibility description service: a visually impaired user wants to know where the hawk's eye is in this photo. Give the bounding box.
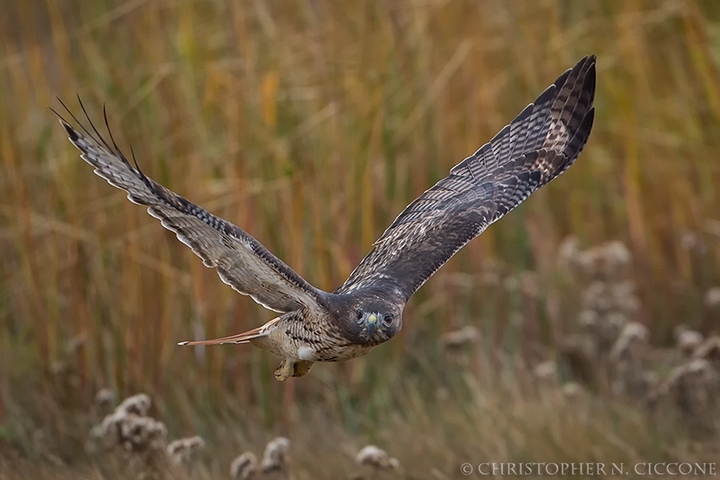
[383,314,393,325]
[356,310,364,321]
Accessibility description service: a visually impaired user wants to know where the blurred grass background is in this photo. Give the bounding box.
[1,0,719,478]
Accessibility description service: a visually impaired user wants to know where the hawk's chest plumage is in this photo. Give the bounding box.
[251,309,376,363]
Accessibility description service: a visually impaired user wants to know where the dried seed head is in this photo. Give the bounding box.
[230,452,258,480]
[356,445,400,470]
[695,336,720,370]
[116,393,152,416]
[676,329,704,357]
[578,309,629,355]
[609,322,652,398]
[560,239,634,283]
[441,326,480,350]
[532,361,558,383]
[89,410,126,450]
[94,388,116,410]
[119,414,167,452]
[610,322,649,362]
[576,241,632,280]
[166,436,205,465]
[578,309,599,329]
[558,236,581,271]
[261,437,290,472]
[89,393,166,455]
[651,356,720,429]
[704,287,720,309]
[602,241,632,271]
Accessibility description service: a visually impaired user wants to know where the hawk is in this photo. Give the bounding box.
[57,55,595,381]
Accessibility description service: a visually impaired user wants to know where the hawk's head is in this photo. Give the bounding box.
[353,308,401,344]
[335,290,404,345]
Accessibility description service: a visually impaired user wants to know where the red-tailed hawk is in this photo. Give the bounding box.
[57,55,596,381]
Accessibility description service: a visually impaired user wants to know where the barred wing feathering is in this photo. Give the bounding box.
[56,103,325,313]
[337,55,596,300]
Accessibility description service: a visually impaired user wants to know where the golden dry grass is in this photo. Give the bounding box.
[1,0,719,478]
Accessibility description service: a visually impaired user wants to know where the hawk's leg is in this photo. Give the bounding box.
[274,359,314,381]
[292,361,314,377]
[274,359,294,382]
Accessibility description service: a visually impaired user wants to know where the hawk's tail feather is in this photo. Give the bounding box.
[177,318,278,346]
[178,328,264,346]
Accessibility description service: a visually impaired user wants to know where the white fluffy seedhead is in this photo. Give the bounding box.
[704,287,720,309]
[355,445,400,470]
[94,388,116,410]
[695,336,720,369]
[441,326,480,350]
[610,322,649,362]
[676,329,704,357]
[261,437,290,472]
[231,451,258,480]
[88,393,166,454]
[119,414,167,452]
[166,436,205,465]
[116,393,152,416]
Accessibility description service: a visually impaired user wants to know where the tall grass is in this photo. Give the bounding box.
[1,0,719,477]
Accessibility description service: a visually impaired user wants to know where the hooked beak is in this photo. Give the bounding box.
[365,313,378,335]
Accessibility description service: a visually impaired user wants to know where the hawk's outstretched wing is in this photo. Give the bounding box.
[56,102,325,313]
[337,55,596,300]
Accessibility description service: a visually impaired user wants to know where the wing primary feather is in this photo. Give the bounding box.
[77,94,116,154]
[102,103,122,158]
[53,96,98,143]
[130,146,144,177]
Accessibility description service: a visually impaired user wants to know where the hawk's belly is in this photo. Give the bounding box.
[293,343,376,362]
[255,317,375,362]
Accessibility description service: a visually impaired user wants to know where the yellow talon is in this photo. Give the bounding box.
[274,360,294,382]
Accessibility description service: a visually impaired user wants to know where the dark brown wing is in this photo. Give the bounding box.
[336,55,596,301]
[56,101,325,313]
